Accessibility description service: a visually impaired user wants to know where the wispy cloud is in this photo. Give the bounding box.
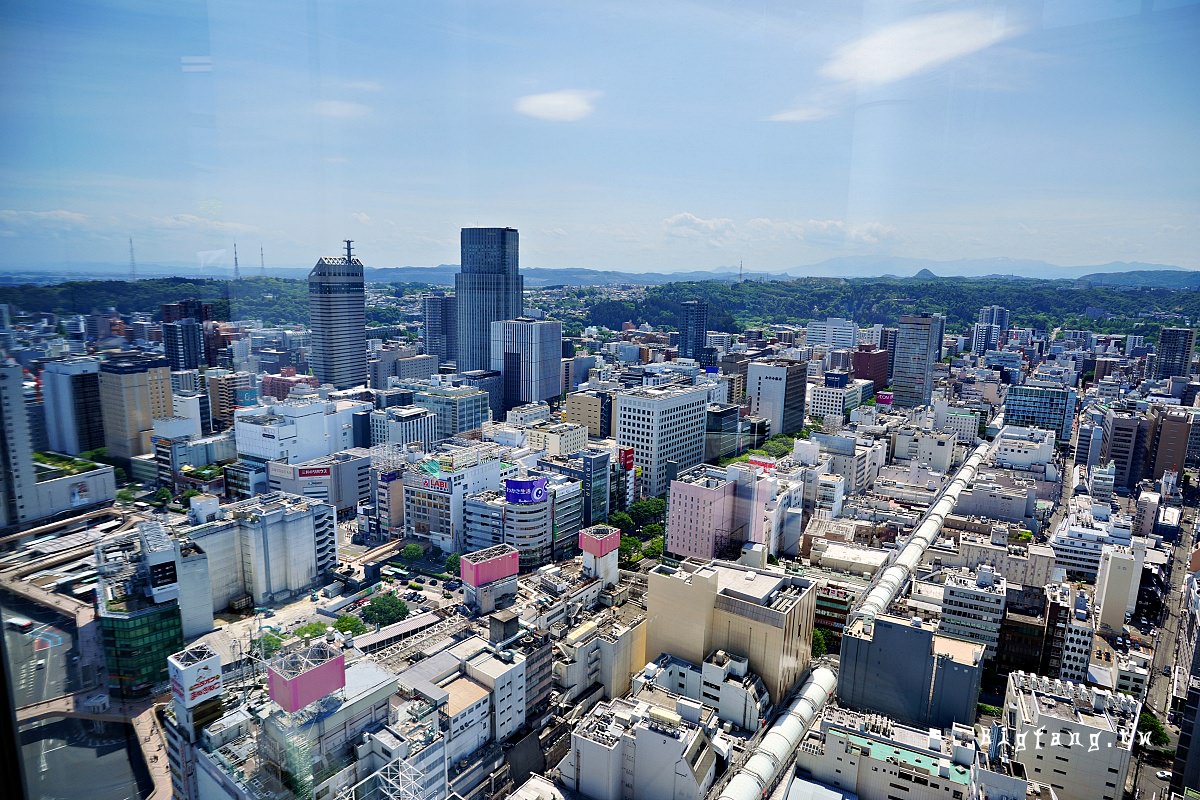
[0,209,91,235]
[666,212,896,248]
[314,99,371,118]
[515,90,601,122]
[770,10,1018,121]
[149,214,256,235]
[351,211,372,225]
[767,106,834,123]
[821,10,1015,87]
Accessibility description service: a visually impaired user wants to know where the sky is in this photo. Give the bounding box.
[1,0,1198,274]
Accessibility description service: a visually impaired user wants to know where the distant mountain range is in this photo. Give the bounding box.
[1,256,1196,288]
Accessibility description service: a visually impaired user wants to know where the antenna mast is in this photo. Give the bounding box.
[233,242,240,280]
[344,239,354,262]
[259,245,265,276]
[128,238,137,280]
[739,259,743,282]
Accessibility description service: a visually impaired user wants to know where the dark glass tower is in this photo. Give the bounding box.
[680,300,708,360]
[308,240,366,389]
[455,228,523,372]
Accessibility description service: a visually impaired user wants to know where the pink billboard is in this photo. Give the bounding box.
[267,650,346,713]
[461,547,520,587]
[579,525,620,557]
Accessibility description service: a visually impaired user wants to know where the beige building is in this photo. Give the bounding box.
[526,420,588,457]
[565,390,611,438]
[100,354,173,461]
[646,560,816,703]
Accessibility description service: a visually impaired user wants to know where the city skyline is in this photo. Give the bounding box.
[2,1,1198,274]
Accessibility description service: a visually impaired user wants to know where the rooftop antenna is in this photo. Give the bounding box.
[233,242,240,280]
[259,245,266,276]
[128,238,137,281]
[344,239,354,262]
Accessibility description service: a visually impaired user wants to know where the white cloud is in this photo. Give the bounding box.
[668,213,896,248]
[767,106,833,123]
[150,214,256,235]
[351,212,372,225]
[820,10,1015,87]
[0,209,91,232]
[515,90,601,122]
[314,100,371,118]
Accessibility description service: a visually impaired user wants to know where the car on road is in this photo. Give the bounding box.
[1156,770,1172,780]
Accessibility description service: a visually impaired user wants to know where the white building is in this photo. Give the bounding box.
[557,695,718,800]
[746,359,808,439]
[806,317,859,349]
[1004,671,1139,800]
[173,492,337,609]
[234,396,370,465]
[615,384,708,497]
[993,425,1056,470]
[634,650,771,731]
[938,566,1006,660]
[369,405,439,449]
[1095,545,1140,630]
[491,317,563,409]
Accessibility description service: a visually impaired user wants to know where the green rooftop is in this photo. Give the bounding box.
[840,731,971,786]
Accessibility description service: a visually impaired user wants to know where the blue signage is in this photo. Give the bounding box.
[506,477,548,505]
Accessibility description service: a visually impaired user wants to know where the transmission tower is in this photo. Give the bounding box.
[128,238,137,280]
[233,242,240,280]
[259,245,266,276]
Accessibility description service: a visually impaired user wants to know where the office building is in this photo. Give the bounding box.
[395,376,492,441]
[491,317,563,410]
[462,474,585,569]
[1156,326,1195,379]
[163,318,206,371]
[1149,405,1191,479]
[971,321,1001,353]
[267,450,372,520]
[99,353,173,461]
[838,613,984,728]
[1004,383,1076,442]
[1101,406,1151,491]
[647,560,816,703]
[401,442,508,553]
[746,358,808,438]
[879,326,899,382]
[1004,672,1138,800]
[566,388,615,439]
[234,395,370,465]
[806,317,859,349]
[260,368,320,401]
[557,695,718,800]
[535,447,611,526]
[978,304,1010,335]
[161,299,213,324]
[95,523,188,698]
[850,344,889,391]
[205,369,257,428]
[369,404,439,449]
[422,290,458,363]
[892,314,944,408]
[41,356,105,455]
[615,384,708,497]
[679,300,708,360]
[0,364,39,529]
[308,241,367,389]
[937,566,1006,660]
[455,227,523,372]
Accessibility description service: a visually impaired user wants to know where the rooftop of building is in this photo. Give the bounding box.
[442,674,490,716]
[1008,671,1139,736]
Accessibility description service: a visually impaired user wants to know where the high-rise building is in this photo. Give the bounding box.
[160,299,213,324]
[205,369,257,428]
[879,326,899,382]
[977,305,1010,336]
[679,300,708,360]
[850,344,889,391]
[615,384,708,496]
[746,358,808,437]
[0,364,39,529]
[1149,405,1191,479]
[162,318,206,371]
[99,354,173,461]
[455,227,523,372]
[1156,326,1196,379]
[308,241,367,389]
[490,317,562,410]
[806,317,859,349]
[42,356,105,455]
[893,313,945,408]
[421,291,458,363]
[971,322,1001,353]
[1004,383,1076,442]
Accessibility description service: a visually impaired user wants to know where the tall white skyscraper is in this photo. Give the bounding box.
[491,317,563,410]
[308,240,366,390]
[42,356,105,455]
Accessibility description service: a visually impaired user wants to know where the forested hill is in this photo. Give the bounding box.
[586,276,1200,336]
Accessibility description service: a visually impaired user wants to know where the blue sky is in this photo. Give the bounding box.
[1,0,1197,273]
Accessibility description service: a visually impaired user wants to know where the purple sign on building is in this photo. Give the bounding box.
[506,477,548,504]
